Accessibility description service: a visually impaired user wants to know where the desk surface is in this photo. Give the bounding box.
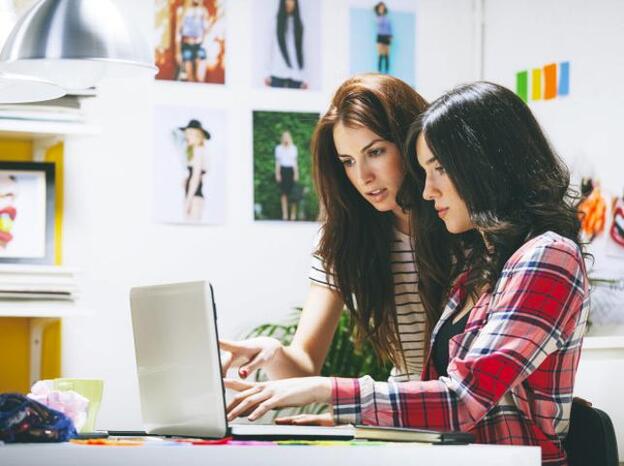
[0,441,540,466]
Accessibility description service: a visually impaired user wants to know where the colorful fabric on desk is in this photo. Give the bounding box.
[70,438,144,447]
[332,232,589,466]
[0,393,77,443]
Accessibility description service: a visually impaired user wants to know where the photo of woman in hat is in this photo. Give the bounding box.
[178,119,210,222]
[154,106,226,225]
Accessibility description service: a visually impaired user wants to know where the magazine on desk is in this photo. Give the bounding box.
[230,423,474,444]
[353,425,475,444]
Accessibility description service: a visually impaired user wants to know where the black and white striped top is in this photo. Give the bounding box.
[308,229,425,381]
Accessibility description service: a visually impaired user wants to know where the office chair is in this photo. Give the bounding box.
[563,398,619,466]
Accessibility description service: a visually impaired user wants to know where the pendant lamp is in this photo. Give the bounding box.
[0,71,64,102]
[0,0,157,92]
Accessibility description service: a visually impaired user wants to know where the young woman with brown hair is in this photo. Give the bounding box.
[221,74,455,407]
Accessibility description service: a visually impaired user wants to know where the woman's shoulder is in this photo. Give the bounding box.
[504,231,584,274]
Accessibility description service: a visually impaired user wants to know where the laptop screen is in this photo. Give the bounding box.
[130,281,228,438]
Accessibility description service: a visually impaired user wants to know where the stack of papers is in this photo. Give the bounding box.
[0,265,79,301]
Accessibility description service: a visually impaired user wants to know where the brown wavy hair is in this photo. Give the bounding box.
[311,74,443,367]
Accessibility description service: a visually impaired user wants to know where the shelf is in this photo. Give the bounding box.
[0,300,91,318]
[0,118,99,138]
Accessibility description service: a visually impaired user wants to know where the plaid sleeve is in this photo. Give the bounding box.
[332,236,587,430]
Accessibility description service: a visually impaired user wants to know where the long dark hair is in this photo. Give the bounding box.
[276,0,304,69]
[405,81,582,297]
[312,74,435,366]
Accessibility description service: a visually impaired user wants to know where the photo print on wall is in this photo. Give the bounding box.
[154,106,226,224]
[349,0,416,86]
[253,111,320,222]
[0,162,55,265]
[252,0,322,90]
[155,0,226,84]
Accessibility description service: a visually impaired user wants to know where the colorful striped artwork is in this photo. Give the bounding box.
[515,61,570,102]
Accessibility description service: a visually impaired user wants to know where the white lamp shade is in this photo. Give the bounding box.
[0,0,157,90]
[0,71,65,103]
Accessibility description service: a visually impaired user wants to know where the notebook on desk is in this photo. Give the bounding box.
[127,281,473,444]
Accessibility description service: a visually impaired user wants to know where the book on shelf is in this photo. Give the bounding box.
[0,291,76,300]
[0,264,77,277]
[0,283,77,292]
[353,425,475,444]
[0,92,94,123]
[0,277,76,290]
[0,265,79,301]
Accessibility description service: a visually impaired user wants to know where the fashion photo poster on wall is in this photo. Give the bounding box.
[252,0,322,90]
[154,0,226,84]
[154,106,226,224]
[349,0,416,86]
[0,162,55,264]
[253,110,319,222]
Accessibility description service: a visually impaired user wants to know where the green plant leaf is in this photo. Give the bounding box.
[242,307,392,418]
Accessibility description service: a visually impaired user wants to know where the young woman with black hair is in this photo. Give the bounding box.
[221,74,455,415]
[265,0,307,89]
[225,82,589,465]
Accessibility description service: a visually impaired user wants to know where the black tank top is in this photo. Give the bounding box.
[432,311,470,377]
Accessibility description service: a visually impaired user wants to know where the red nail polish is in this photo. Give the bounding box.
[240,369,248,378]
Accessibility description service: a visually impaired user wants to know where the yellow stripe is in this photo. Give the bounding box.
[531,68,542,101]
[43,142,64,265]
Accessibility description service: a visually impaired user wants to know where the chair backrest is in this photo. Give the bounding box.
[564,399,619,466]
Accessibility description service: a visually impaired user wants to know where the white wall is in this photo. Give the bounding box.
[480,1,624,457]
[481,0,624,278]
[58,0,477,430]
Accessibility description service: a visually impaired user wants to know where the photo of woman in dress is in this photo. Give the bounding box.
[266,0,307,89]
[275,131,300,220]
[374,2,392,73]
[178,119,210,222]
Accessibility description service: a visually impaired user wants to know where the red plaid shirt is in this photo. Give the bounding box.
[331,232,589,466]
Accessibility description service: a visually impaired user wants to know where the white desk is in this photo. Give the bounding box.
[0,442,540,465]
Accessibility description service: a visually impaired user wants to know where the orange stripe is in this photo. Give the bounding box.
[543,63,557,100]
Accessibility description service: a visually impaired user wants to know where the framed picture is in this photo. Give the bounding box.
[349,0,416,86]
[153,105,227,224]
[253,110,320,222]
[252,0,322,90]
[154,0,226,84]
[0,161,55,264]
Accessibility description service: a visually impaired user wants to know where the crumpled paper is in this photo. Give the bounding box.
[27,380,89,432]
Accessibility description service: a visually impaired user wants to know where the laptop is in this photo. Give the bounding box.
[128,281,353,440]
[128,281,474,444]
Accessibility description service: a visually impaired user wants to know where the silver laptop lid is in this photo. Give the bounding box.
[130,281,227,438]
